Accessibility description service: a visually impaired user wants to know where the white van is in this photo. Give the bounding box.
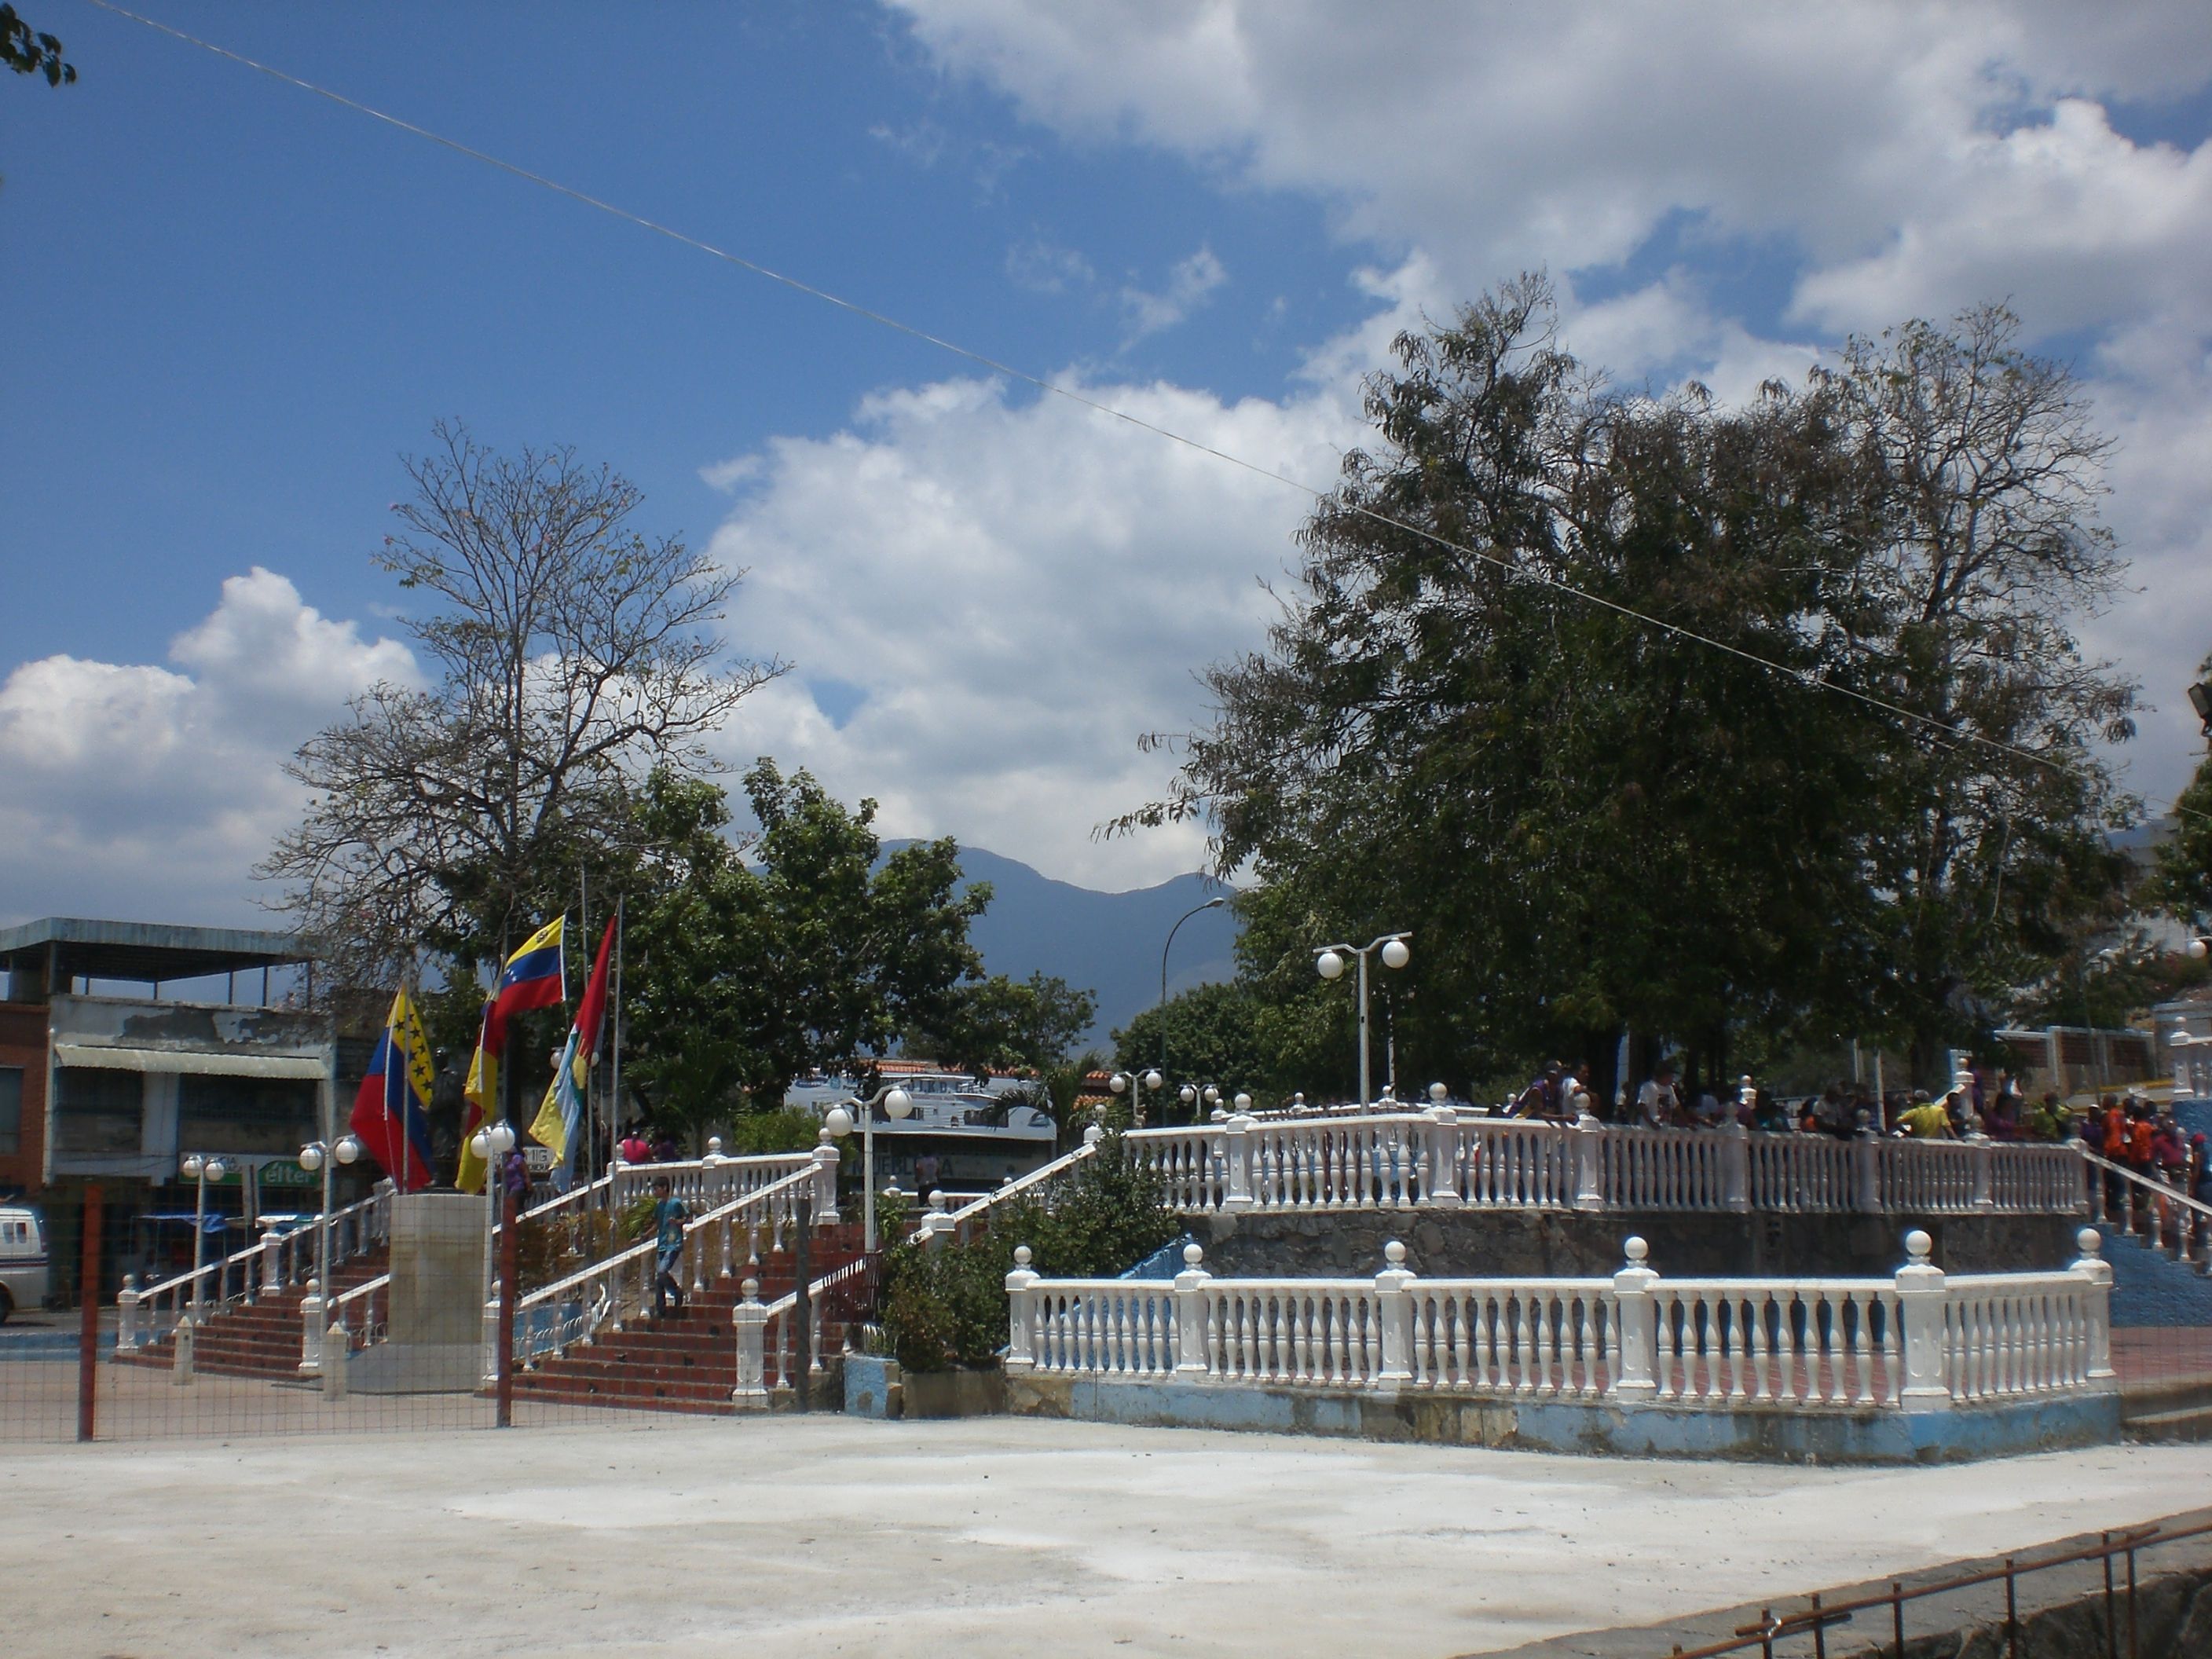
[0,1206,49,1322]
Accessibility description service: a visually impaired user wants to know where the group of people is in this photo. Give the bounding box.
[1503,1057,2123,1150]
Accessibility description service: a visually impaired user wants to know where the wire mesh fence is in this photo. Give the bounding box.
[0,1177,883,1443]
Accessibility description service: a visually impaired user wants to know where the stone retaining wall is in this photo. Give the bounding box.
[1190,1206,2080,1280]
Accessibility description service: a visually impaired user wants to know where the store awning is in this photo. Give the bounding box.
[52,1042,328,1080]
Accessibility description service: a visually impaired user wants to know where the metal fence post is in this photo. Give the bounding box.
[496,1183,518,1427]
[793,1192,813,1409]
[76,1184,101,1443]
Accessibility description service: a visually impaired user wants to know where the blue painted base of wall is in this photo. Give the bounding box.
[1005,1373,2121,1464]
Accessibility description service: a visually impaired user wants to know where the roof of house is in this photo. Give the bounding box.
[0,917,309,985]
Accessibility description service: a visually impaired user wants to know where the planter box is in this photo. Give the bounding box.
[844,1353,903,1419]
[900,1364,1005,1419]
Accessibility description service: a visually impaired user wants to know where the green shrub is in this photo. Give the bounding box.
[877,1134,1177,1373]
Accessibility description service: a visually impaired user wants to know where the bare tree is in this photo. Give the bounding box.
[262,422,784,991]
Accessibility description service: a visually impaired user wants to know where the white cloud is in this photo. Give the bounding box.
[0,569,416,927]
[704,365,1364,888]
[1120,245,1228,342]
[885,0,2212,815]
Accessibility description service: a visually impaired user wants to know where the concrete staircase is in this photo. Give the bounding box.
[511,1225,869,1415]
[113,1249,390,1380]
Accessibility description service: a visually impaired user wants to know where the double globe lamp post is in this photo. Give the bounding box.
[468,1119,519,1314]
[1108,1068,1163,1130]
[178,1152,229,1312]
[1315,932,1411,1111]
[295,1131,364,1306]
[823,1084,914,1252]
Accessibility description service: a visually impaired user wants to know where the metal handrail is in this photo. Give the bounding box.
[1652,1515,2212,1658]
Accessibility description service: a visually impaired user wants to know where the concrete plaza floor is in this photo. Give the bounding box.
[5,1416,2212,1659]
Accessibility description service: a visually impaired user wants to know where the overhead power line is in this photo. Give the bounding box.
[81,0,2209,833]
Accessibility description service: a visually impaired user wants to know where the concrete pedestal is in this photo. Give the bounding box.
[349,1192,489,1393]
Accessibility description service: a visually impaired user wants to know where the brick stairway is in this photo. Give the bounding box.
[511,1225,870,1415]
[114,1248,391,1380]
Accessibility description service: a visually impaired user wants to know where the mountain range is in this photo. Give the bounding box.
[885,842,1240,1049]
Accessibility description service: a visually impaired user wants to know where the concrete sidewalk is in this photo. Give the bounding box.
[5,1416,2210,1658]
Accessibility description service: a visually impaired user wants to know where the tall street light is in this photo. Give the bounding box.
[178,1152,228,1311]
[1315,932,1411,1111]
[296,1133,363,1303]
[1108,1068,1163,1130]
[470,1119,518,1328]
[823,1083,914,1252]
[1159,895,1229,1088]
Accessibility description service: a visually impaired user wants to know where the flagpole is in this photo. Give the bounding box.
[608,895,624,1216]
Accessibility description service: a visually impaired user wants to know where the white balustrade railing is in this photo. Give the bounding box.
[1097,1109,2095,1221]
[117,1185,394,1354]
[736,1252,881,1404]
[2083,1149,2212,1267]
[507,1162,823,1369]
[1004,1229,2117,1415]
[933,1137,1104,1243]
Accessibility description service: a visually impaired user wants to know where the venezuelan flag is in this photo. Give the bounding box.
[487,916,566,1048]
[348,988,436,1192]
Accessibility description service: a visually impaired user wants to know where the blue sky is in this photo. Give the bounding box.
[5,2,2212,925]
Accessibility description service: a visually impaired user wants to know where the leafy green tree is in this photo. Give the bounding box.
[2153,654,2212,929]
[910,971,1097,1076]
[2,5,74,86]
[1126,280,2136,1094]
[1111,978,1287,1109]
[621,762,998,1139]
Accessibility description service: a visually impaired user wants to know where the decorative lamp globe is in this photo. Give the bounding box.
[335,1134,362,1165]
[1109,1072,1129,1095]
[885,1086,914,1119]
[823,1106,855,1138]
[1143,1068,1163,1091]
[1380,938,1410,970]
[181,1154,203,1179]
[297,1142,324,1173]
[205,1159,227,1182]
[1316,950,1345,981]
[1202,1086,1220,1105]
[2193,938,2210,961]
[1180,1085,1197,1106]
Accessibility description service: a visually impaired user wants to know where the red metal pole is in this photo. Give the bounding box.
[76,1184,102,1443]
[496,1180,518,1426]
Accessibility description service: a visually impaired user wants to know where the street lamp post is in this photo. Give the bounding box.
[1108,1068,1163,1130]
[178,1152,228,1311]
[469,1119,518,1331]
[1315,932,1411,1111]
[1159,896,1229,1086]
[822,1084,914,1252]
[295,1133,363,1304]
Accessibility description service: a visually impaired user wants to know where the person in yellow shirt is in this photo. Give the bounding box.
[1897,1093,1954,1139]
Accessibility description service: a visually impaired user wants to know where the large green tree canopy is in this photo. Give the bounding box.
[1129,278,2137,1095]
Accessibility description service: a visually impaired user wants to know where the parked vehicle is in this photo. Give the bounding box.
[0,1205,49,1322]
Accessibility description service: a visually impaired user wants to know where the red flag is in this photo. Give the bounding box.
[576,915,617,1064]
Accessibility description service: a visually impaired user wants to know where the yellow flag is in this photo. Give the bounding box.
[456,1001,498,1195]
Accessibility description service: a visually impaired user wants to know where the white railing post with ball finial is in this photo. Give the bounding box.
[731,1277,769,1409]
[1610,1237,1659,1400]
[298,1275,324,1377]
[1895,1229,1953,1412]
[1425,1085,1464,1207]
[2071,1228,2117,1388]
[1575,1112,1608,1212]
[115,1274,142,1353]
[1174,1243,1212,1379]
[1375,1240,1417,1392]
[1004,1245,1039,1372]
